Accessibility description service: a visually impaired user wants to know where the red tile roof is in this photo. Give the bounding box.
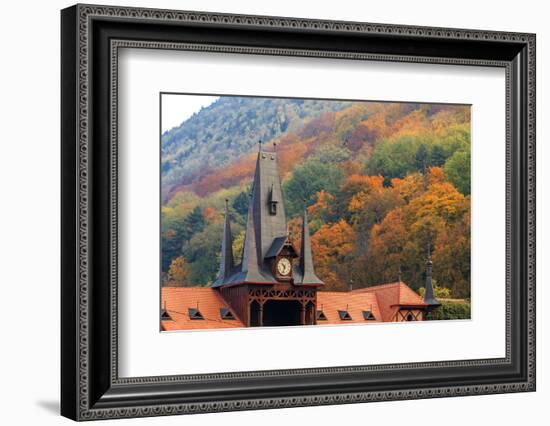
[161,287,244,331]
[161,281,425,330]
[316,291,382,324]
[352,282,427,321]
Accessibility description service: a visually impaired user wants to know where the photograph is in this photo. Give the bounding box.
[160,94,472,331]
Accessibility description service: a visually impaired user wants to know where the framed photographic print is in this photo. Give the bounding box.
[61,4,536,421]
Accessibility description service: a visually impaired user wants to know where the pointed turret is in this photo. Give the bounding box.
[423,244,441,309]
[218,199,235,280]
[212,145,319,287]
[299,202,324,285]
[238,192,264,283]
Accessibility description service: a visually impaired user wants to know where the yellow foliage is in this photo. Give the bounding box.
[168,256,190,287]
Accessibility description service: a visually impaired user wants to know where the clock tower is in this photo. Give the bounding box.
[211,142,323,326]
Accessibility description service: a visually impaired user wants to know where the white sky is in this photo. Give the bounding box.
[161,94,219,133]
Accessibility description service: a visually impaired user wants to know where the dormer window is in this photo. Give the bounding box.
[220,307,236,320]
[160,308,172,321]
[316,310,327,321]
[188,308,204,320]
[362,310,376,320]
[338,310,352,321]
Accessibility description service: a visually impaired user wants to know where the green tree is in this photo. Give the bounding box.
[283,157,344,217]
[161,206,205,272]
[181,221,223,285]
[366,135,424,181]
[418,285,451,299]
[431,145,447,167]
[232,191,250,216]
[427,299,471,320]
[444,149,470,195]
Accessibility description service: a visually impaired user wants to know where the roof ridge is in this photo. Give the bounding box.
[164,286,216,292]
[353,282,401,292]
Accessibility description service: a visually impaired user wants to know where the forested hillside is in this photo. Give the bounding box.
[161,96,350,194]
[161,98,471,302]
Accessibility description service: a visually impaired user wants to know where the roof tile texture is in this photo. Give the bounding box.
[161,281,425,331]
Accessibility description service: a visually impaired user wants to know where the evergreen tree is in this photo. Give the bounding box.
[232,191,250,216]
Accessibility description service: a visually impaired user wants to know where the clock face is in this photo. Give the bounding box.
[276,257,292,276]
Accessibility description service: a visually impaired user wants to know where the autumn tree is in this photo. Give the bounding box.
[444,149,471,195]
[167,256,190,287]
[347,175,404,254]
[360,208,408,286]
[161,205,205,272]
[364,170,470,296]
[311,219,356,291]
[283,157,344,217]
[307,190,335,229]
[432,208,471,297]
[232,230,246,265]
[160,99,471,299]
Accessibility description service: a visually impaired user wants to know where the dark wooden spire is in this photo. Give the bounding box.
[212,149,288,286]
[423,243,441,309]
[218,199,235,280]
[299,202,324,285]
[212,148,324,288]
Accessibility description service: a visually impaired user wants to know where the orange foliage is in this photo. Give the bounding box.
[365,173,470,294]
[287,217,302,253]
[391,173,424,203]
[190,133,312,197]
[311,219,356,291]
[307,190,335,224]
[432,210,471,297]
[342,174,383,198]
[276,138,310,178]
[202,207,216,221]
[347,112,392,152]
[407,180,467,227]
[428,166,445,185]
[430,106,470,134]
[391,109,431,138]
[339,160,364,177]
[300,112,336,138]
[193,152,258,196]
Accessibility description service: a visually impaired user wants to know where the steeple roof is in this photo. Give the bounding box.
[211,147,323,288]
[217,199,235,282]
[298,203,324,285]
[212,149,287,287]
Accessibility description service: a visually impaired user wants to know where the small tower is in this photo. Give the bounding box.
[211,145,322,327]
[423,244,441,310]
[299,201,324,285]
[217,199,235,281]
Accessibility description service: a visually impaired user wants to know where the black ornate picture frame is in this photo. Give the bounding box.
[61,4,536,421]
